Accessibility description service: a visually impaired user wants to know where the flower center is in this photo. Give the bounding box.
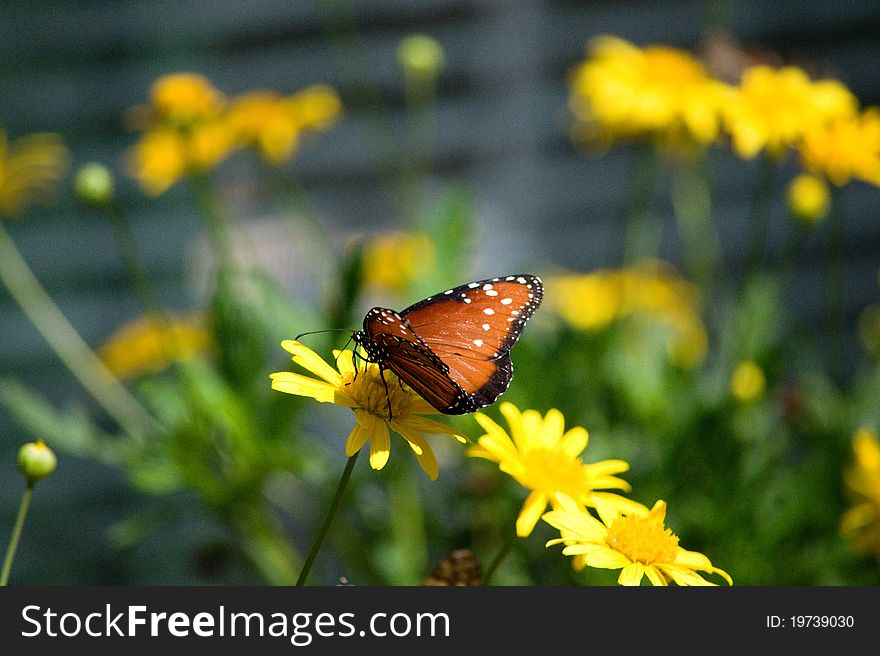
[343,363,413,421]
[605,513,680,565]
[520,447,586,496]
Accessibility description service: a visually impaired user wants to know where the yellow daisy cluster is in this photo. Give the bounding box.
[98,312,214,380]
[467,402,731,585]
[0,129,70,218]
[270,341,467,480]
[546,261,707,367]
[127,72,342,196]
[570,35,880,192]
[841,427,880,560]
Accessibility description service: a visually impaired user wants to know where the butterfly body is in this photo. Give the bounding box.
[352,274,542,414]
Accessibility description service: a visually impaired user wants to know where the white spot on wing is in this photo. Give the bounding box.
[444,289,453,294]
[501,297,512,305]
[473,339,484,347]
[468,282,479,288]
[483,308,495,315]
[486,289,498,296]
[482,323,491,331]
[463,298,471,304]
[517,276,526,283]
[483,283,493,290]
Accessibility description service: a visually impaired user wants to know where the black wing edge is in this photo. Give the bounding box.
[401,274,544,316]
[440,353,514,415]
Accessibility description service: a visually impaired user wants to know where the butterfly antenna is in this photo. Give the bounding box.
[294,328,354,342]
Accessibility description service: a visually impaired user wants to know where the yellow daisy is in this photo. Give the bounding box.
[97,312,214,380]
[799,108,880,187]
[544,494,732,586]
[0,129,70,218]
[722,64,857,160]
[150,72,225,125]
[270,340,467,480]
[841,427,880,559]
[361,231,436,295]
[569,35,731,146]
[545,262,708,368]
[468,402,639,537]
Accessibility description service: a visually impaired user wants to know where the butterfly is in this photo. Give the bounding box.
[352,274,542,415]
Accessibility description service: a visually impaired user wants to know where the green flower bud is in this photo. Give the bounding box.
[397,34,445,79]
[74,162,116,207]
[17,440,56,484]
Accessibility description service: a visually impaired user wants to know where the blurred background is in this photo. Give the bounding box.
[2,0,880,586]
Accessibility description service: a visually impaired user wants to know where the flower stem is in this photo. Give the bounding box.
[189,174,238,276]
[0,483,33,586]
[671,153,718,290]
[296,451,360,586]
[107,200,167,319]
[0,220,158,437]
[620,145,660,265]
[482,532,518,586]
[744,153,777,278]
[824,186,846,381]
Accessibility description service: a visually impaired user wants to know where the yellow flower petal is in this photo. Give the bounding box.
[618,562,645,586]
[644,566,668,586]
[393,422,439,480]
[281,340,343,386]
[559,426,589,458]
[345,411,374,456]
[516,490,549,537]
[269,371,344,404]
[368,418,391,471]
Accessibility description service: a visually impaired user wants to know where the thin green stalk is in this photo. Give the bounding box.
[107,200,167,318]
[824,186,846,381]
[671,153,719,290]
[0,483,33,586]
[620,145,661,266]
[0,221,158,437]
[189,174,238,275]
[744,154,777,278]
[296,451,360,586]
[400,70,438,228]
[482,532,518,586]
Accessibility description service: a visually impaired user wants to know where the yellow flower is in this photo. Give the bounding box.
[730,360,766,402]
[362,231,436,294]
[841,427,880,559]
[569,35,731,146]
[543,494,732,586]
[468,402,639,537]
[98,312,214,379]
[786,173,830,223]
[0,130,70,218]
[285,85,343,133]
[546,261,708,367]
[270,341,467,480]
[127,128,188,197]
[186,119,236,171]
[226,86,342,165]
[723,65,857,160]
[799,108,880,187]
[150,73,225,125]
[128,75,341,192]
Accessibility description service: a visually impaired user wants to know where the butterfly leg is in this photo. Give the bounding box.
[378,365,393,421]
